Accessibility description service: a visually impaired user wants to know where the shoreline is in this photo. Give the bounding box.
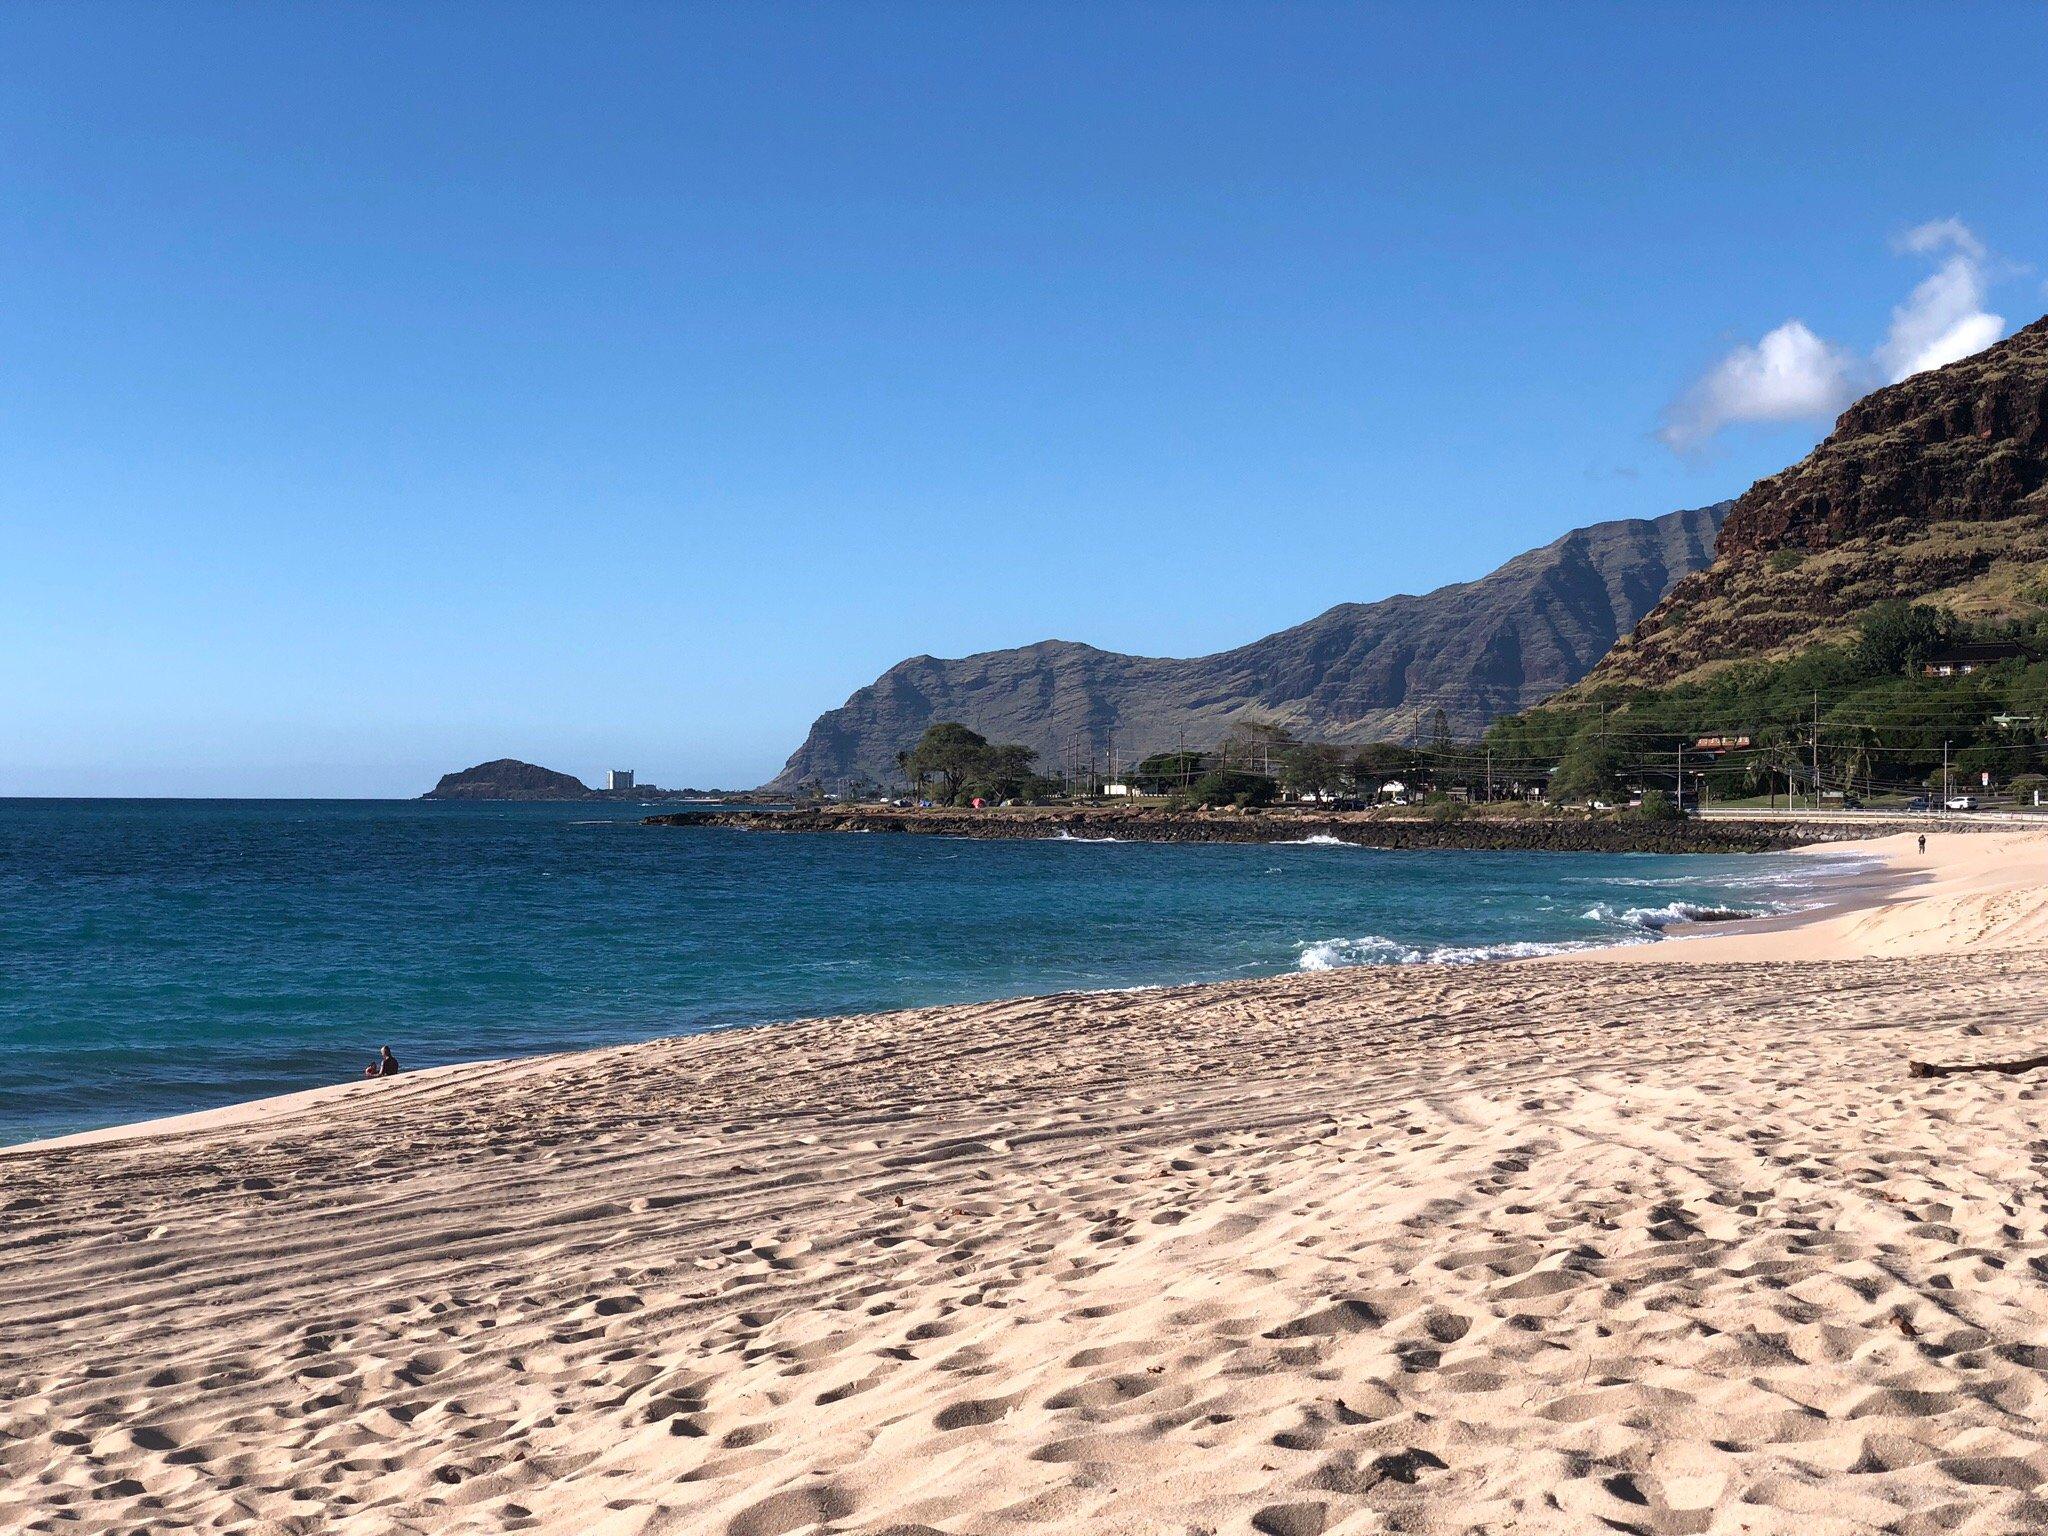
[15,831,2048,1531]
[1603,827,2042,963]
[644,803,1942,853]
[9,830,1902,1158]
[1573,833,1919,957]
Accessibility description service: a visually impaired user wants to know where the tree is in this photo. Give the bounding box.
[1485,612,2048,805]
[1279,743,1346,800]
[1131,750,1206,792]
[1220,718,1296,774]
[1954,743,2030,785]
[1853,600,1959,678]
[1178,769,1278,809]
[1347,742,1421,794]
[1350,742,1420,774]
[960,743,1041,804]
[905,723,993,801]
[1548,722,1626,803]
[903,722,1041,805]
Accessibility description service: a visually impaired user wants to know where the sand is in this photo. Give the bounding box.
[1592,828,2048,964]
[9,831,2048,1534]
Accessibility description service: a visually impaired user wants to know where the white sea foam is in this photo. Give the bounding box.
[1051,830,1121,843]
[1581,899,1778,930]
[1296,934,1609,970]
[1279,833,1357,847]
[1297,889,1791,974]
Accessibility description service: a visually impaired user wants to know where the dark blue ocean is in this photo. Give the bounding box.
[0,800,1842,1145]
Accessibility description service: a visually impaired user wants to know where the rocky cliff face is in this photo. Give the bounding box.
[423,760,591,800]
[1584,315,2048,689]
[769,504,1730,790]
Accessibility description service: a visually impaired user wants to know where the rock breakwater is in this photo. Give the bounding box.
[645,806,1902,853]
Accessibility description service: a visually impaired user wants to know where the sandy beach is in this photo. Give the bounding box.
[10,830,2048,1534]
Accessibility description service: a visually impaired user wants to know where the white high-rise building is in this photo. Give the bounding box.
[606,769,635,791]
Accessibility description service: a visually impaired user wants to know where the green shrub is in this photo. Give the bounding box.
[1630,789,1683,822]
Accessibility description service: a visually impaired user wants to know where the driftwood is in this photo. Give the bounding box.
[1909,1053,2048,1079]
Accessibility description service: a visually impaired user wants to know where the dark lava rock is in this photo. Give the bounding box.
[646,806,1895,854]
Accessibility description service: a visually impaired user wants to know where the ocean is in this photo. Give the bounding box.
[0,799,1847,1145]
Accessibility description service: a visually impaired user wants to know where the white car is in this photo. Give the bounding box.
[1945,795,1980,811]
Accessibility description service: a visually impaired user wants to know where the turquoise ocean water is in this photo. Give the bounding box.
[0,800,1846,1145]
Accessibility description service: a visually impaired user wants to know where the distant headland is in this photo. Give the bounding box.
[421,758,762,802]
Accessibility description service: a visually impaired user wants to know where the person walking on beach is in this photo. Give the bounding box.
[1918,833,1927,856]
[364,1045,399,1078]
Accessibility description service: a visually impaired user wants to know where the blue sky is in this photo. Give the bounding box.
[3,4,2045,795]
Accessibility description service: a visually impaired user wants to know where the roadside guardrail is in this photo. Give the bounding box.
[1694,807,2048,827]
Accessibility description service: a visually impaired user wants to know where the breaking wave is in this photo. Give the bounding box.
[1280,833,1357,847]
[1297,894,1788,972]
[1580,899,1774,930]
[1296,934,1608,970]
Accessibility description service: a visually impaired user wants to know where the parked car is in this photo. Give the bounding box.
[1945,795,1980,811]
[1905,796,1929,811]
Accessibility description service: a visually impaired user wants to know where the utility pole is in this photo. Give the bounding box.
[1676,741,1684,813]
[1943,739,1951,812]
[1485,747,1493,805]
[1811,691,1820,810]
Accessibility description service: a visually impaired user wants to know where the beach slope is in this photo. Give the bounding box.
[8,833,2048,1533]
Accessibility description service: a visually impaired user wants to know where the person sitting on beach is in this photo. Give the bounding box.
[363,1045,399,1078]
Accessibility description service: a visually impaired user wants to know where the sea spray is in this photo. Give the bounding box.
[1296,934,1611,970]
[1580,899,1778,930]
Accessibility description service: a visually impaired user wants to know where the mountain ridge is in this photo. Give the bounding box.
[769,503,1731,790]
[1581,314,2048,691]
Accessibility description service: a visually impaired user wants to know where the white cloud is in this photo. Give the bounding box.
[1658,320,1862,451]
[1894,217,1985,262]
[1875,220,2003,381]
[1661,219,2011,452]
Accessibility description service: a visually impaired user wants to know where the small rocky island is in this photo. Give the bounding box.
[424,759,594,800]
[422,759,736,802]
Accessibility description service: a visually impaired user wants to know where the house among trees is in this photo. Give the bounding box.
[1920,642,2029,678]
